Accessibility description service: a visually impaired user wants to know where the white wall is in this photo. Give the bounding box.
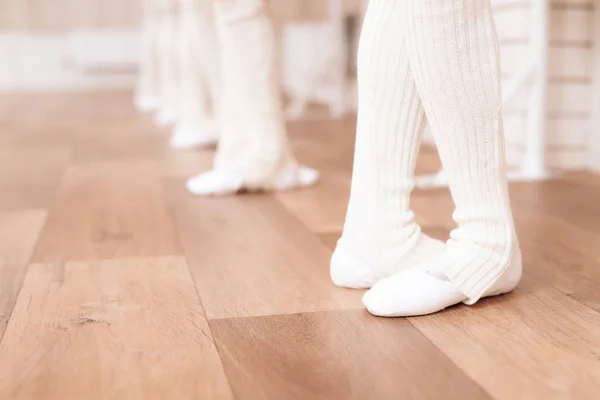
[586,0,600,171]
[0,0,141,91]
[0,31,139,91]
[496,0,594,170]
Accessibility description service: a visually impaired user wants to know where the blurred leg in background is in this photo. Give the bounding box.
[362,0,522,317]
[330,0,445,290]
[155,0,181,126]
[186,0,319,196]
[171,0,222,150]
[135,0,161,113]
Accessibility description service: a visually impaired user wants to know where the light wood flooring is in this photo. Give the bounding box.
[0,92,599,399]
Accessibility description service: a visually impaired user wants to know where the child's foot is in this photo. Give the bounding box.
[155,108,177,126]
[186,164,319,196]
[362,245,522,317]
[330,235,445,289]
[170,124,218,149]
[135,94,160,113]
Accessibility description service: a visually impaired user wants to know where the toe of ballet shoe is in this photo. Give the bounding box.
[273,165,319,191]
[185,175,209,195]
[330,249,377,289]
[155,110,176,126]
[170,133,218,150]
[362,277,410,317]
[297,166,319,187]
[361,289,386,315]
[170,137,194,150]
[363,269,466,317]
[186,171,243,196]
[135,96,160,113]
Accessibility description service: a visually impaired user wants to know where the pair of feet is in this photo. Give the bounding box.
[135,94,181,129]
[135,94,218,149]
[136,94,321,195]
[331,233,522,317]
[169,122,219,150]
[186,164,319,196]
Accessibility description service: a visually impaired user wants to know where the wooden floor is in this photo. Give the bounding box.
[1,92,600,399]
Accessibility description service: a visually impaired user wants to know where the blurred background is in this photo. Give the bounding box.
[0,0,598,173]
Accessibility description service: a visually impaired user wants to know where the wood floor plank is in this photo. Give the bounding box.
[510,179,600,235]
[0,123,79,152]
[166,180,362,319]
[210,310,491,400]
[411,188,456,230]
[0,145,71,210]
[512,210,600,311]
[564,171,600,187]
[70,132,169,164]
[409,286,600,399]
[277,119,355,233]
[32,161,181,263]
[160,147,215,180]
[317,233,340,250]
[276,126,443,235]
[287,118,356,176]
[0,256,234,400]
[0,210,47,338]
[276,172,351,233]
[0,92,152,139]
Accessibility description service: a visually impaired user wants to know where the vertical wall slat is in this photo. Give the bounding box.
[496,0,594,170]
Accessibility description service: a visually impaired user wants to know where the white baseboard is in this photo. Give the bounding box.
[0,30,140,92]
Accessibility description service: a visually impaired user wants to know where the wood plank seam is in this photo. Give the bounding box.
[0,212,47,344]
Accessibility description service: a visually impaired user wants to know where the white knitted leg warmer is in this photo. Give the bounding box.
[135,0,161,113]
[186,0,318,196]
[330,0,445,290]
[171,0,221,149]
[155,0,180,126]
[363,0,522,317]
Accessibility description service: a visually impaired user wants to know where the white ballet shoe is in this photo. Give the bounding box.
[186,165,319,197]
[155,108,177,126]
[272,165,319,191]
[330,235,446,290]
[363,249,522,317]
[186,170,244,196]
[135,95,161,113]
[170,125,218,150]
[330,251,378,289]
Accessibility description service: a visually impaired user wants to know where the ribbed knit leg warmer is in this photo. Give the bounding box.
[136,0,161,112]
[186,0,318,196]
[362,0,522,317]
[330,0,445,289]
[171,0,222,149]
[155,0,180,126]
